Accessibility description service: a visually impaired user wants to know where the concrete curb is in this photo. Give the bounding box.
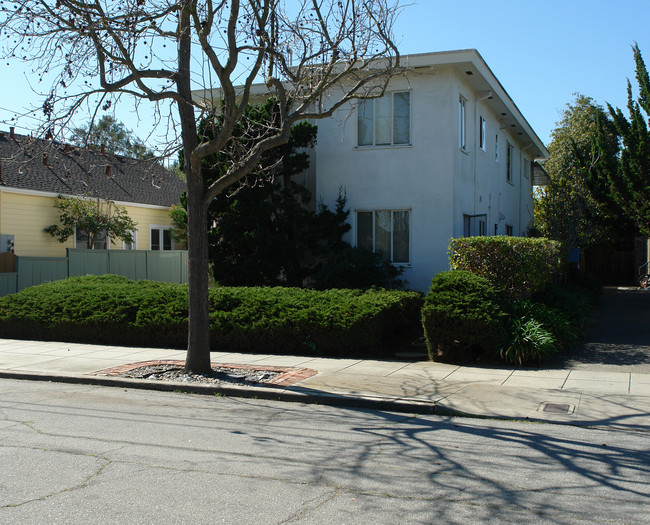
[0,369,442,416]
[3,369,649,428]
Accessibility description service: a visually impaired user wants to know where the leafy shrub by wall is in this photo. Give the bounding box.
[499,317,557,366]
[500,274,601,365]
[421,271,506,363]
[0,275,422,358]
[449,236,565,299]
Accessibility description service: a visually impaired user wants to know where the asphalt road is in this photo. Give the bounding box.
[1,379,648,524]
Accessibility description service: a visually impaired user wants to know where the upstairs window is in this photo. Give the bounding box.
[479,116,486,151]
[358,92,410,146]
[356,210,410,263]
[459,96,467,150]
[506,142,514,183]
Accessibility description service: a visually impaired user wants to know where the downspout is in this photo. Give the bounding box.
[473,92,492,217]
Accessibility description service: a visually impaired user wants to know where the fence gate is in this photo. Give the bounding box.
[0,253,16,273]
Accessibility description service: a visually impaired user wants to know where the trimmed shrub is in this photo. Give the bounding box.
[449,236,566,299]
[421,271,506,363]
[207,285,422,356]
[0,275,422,358]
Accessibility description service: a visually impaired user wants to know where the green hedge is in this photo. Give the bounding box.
[421,271,506,363]
[449,236,565,299]
[421,270,600,366]
[0,275,422,358]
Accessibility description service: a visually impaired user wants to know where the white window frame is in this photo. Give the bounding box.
[459,95,467,151]
[74,226,109,250]
[357,91,411,147]
[150,225,174,251]
[355,209,411,265]
[479,116,486,151]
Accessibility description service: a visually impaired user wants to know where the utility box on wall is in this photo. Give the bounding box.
[0,234,15,254]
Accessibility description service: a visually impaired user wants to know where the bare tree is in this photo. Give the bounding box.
[1,0,403,373]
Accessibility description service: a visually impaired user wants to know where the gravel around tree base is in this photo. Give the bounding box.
[119,364,280,386]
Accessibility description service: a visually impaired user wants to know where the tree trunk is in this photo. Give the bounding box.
[177,1,212,374]
[184,181,212,374]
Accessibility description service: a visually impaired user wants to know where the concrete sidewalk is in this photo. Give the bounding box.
[1,336,649,430]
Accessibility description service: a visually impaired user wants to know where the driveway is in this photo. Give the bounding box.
[548,287,650,373]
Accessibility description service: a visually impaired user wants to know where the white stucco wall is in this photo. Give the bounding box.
[451,72,537,240]
[315,60,540,292]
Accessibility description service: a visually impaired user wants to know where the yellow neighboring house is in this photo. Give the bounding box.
[0,128,186,257]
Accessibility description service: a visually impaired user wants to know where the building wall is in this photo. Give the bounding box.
[316,67,537,292]
[126,204,178,251]
[452,74,535,240]
[0,189,175,257]
[316,70,458,292]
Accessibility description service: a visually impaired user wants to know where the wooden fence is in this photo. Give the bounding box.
[0,249,188,297]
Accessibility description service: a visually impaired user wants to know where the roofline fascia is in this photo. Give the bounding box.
[457,50,549,160]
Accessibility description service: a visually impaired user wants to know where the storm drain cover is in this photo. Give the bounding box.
[539,402,575,414]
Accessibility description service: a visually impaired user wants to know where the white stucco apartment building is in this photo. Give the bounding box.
[312,49,549,291]
[195,49,549,292]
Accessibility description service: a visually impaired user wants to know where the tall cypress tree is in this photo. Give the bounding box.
[607,44,650,237]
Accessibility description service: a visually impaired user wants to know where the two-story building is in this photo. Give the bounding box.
[311,49,549,291]
[195,49,549,291]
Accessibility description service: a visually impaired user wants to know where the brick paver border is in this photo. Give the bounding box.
[89,360,317,387]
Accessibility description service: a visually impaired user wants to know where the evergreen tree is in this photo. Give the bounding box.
[71,116,153,160]
[607,44,650,237]
[535,95,623,249]
[173,99,404,289]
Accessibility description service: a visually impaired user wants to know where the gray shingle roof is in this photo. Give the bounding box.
[0,131,186,207]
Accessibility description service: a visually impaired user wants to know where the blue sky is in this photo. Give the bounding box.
[0,0,648,147]
[396,0,650,144]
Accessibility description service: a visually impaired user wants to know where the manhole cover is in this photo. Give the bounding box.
[539,402,575,414]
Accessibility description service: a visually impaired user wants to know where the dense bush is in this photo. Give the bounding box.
[421,271,506,363]
[422,268,601,366]
[567,269,603,303]
[533,282,596,331]
[499,275,601,365]
[449,236,566,299]
[309,246,404,290]
[0,275,422,358]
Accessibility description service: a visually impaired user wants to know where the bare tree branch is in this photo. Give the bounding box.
[0,0,404,373]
